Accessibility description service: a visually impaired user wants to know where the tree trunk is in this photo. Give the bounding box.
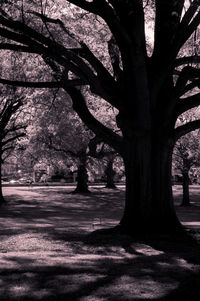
[73,152,90,194]
[181,171,190,206]
[0,157,6,205]
[105,156,116,189]
[119,133,183,236]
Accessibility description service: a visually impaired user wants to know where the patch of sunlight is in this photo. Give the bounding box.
[183,222,200,226]
[176,258,197,270]
[80,297,105,301]
[72,254,123,261]
[34,223,53,228]
[31,289,51,299]
[133,244,164,256]
[0,234,73,254]
[9,283,31,297]
[157,257,195,271]
[101,275,178,300]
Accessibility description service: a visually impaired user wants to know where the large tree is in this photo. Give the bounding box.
[0,86,26,203]
[0,1,199,235]
[30,95,92,193]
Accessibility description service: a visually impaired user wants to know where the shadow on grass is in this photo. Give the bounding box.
[0,187,199,300]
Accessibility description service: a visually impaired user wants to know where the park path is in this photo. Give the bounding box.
[0,186,199,300]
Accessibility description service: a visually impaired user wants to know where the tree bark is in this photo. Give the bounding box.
[119,133,183,236]
[181,170,191,206]
[105,155,116,189]
[0,155,6,205]
[73,152,90,194]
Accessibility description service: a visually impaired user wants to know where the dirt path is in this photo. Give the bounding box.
[0,186,199,300]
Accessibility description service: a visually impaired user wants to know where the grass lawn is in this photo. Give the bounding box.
[0,185,200,300]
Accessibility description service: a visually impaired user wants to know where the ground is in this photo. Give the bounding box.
[0,185,200,300]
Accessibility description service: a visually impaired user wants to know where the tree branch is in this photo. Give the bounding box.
[175,93,200,116]
[30,11,121,108]
[180,0,200,28]
[1,124,27,139]
[175,55,200,67]
[2,132,26,147]
[0,78,86,88]
[0,98,23,131]
[0,43,39,53]
[174,119,200,141]
[174,3,200,53]
[62,0,99,14]
[63,86,123,154]
[174,66,200,97]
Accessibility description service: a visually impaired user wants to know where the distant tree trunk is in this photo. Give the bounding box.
[73,151,90,193]
[105,155,116,189]
[0,153,6,204]
[181,168,191,206]
[119,131,183,235]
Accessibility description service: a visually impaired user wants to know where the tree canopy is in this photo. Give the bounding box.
[0,0,200,235]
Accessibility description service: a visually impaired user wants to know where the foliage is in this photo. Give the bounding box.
[0,86,27,162]
[0,0,200,233]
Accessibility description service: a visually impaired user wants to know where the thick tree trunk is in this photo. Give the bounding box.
[73,152,90,194]
[181,171,190,206]
[119,134,183,236]
[105,156,116,189]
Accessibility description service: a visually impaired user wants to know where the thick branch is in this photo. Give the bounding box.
[175,93,200,116]
[180,0,200,28]
[0,16,99,87]
[174,5,200,52]
[30,11,121,108]
[174,119,200,141]
[0,99,23,131]
[0,43,38,53]
[0,78,85,88]
[63,86,123,154]
[175,55,200,67]
[68,0,131,46]
[174,66,200,97]
[181,79,200,96]
[0,12,122,108]
[88,135,116,159]
[63,0,99,14]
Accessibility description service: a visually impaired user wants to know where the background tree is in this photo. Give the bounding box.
[0,1,199,236]
[88,135,119,188]
[173,109,200,206]
[173,131,200,206]
[0,86,26,203]
[27,93,92,193]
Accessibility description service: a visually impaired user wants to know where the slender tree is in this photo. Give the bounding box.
[88,135,118,188]
[0,1,199,235]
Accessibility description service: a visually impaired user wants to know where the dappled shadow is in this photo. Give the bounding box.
[0,186,199,300]
[0,235,199,300]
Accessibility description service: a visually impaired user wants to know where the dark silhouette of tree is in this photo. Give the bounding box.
[104,154,116,189]
[173,130,200,206]
[88,135,118,189]
[0,87,26,203]
[0,1,199,235]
